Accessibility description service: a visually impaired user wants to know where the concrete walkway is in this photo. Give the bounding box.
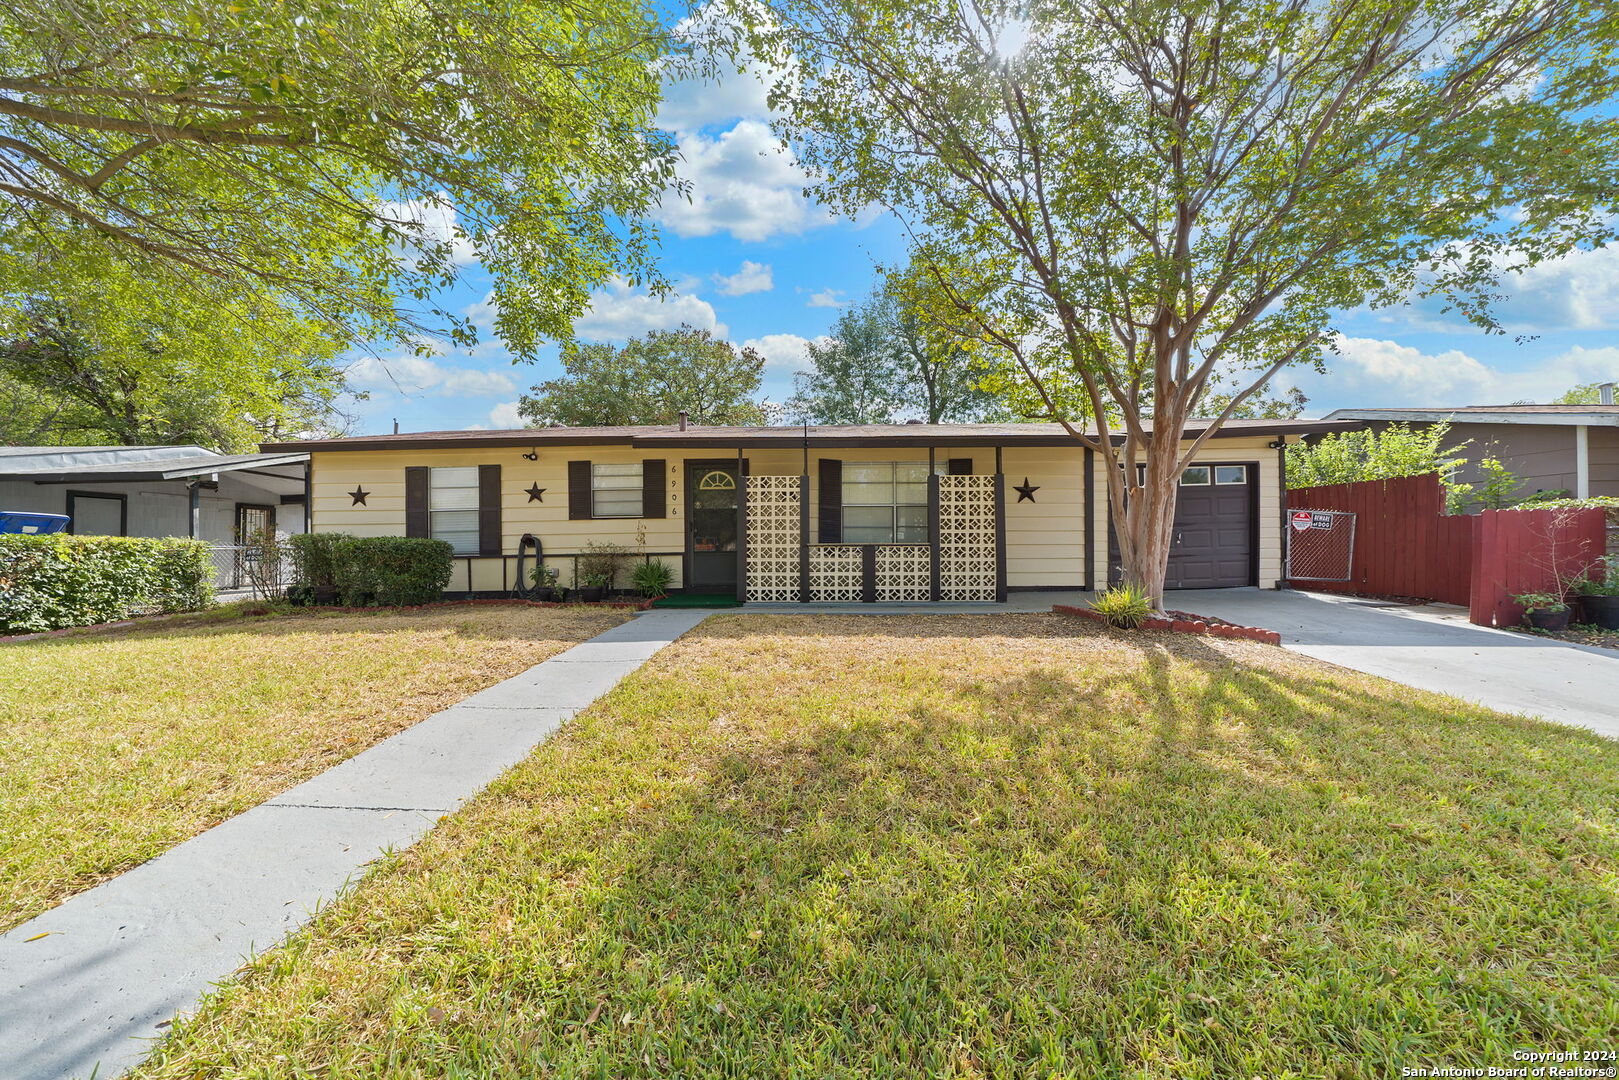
[1168,588,1619,739]
[0,609,713,1080]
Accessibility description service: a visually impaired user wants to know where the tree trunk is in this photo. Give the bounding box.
[1105,439,1183,611]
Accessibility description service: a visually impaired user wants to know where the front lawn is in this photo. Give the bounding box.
[0,604,628,931]
[136,614,1619,1078]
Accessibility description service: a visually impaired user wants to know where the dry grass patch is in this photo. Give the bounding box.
[135,614,1619,1078]
[0,604,628,930]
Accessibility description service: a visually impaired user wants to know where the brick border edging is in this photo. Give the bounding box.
[1051,604,1282,645]
[0,596,655,643]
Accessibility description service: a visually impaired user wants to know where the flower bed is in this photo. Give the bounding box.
[1052,603,1281,644]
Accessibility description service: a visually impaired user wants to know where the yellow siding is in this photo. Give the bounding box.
[1002,446,1087,588]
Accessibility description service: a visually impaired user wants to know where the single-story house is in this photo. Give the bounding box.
[0,445,310,543]
[264,418,1355,600]
[1324,392,1619,500]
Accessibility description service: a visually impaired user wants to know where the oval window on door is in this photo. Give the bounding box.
[698,470,736,490]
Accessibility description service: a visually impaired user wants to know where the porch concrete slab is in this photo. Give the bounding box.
[0,608,713,1080]
[1164,588,1619,740]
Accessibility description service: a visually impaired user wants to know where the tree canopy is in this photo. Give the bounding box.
[760,0,1619,600]
[0,0,678,356]
[1555,382,1615,404]
[0,273,349,451]
[518,328,769,427]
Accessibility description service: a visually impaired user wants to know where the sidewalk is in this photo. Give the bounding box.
[0,609,714,1080]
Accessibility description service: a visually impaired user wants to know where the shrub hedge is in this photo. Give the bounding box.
[0,534,215,633]
[289,533,453,606]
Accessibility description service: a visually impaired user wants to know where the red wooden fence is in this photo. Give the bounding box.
[1288,475,1608,626]
[1287,474,1474,605]
[1469,506,1608,627]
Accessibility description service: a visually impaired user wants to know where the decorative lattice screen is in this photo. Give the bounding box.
[876,545,931,601]
[938,475,998,601]
[744,475,801,601]
[809,545,864,601]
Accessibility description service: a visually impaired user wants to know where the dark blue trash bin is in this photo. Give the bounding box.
[0,511,70,535]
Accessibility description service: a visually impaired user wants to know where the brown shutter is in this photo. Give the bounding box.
[568,460,592,519]
[478,463,501,555]
[642,459,666,518]
[818,458,842,543]
[405,467,429,537]
[948,458,973,475]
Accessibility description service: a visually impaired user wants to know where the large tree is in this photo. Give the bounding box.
[518,327,769,427]
[790,271,1004,423]
[0,0,678,355]
[761,0,1619,603]
[0,276,348,451]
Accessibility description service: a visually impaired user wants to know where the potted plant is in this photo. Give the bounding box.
[1090,582,1153,629]
[1571,556,1619,630]
[1514,591,1572,632]
[631,559,673,600]
[577,571,612,603]
[529,563,560,602]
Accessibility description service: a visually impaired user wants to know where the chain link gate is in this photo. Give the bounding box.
[1286,508,1356,582]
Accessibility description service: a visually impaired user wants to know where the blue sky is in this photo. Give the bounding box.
[342,59,1619,436]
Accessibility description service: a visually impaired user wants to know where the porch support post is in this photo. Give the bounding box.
[861,543,876,603]
[799,472,811,603]
[735,447,748,602]
[993,446,1007,603]
[1576,424,1590,499]
[928,447,940,601]
[188,480,201,540]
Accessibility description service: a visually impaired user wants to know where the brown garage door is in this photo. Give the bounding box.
[1110,463,1255,589]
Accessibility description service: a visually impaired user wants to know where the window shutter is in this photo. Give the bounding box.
[405,467,429,537]
[642,459,666,518]
[478,464,501,555]
[568,460,592,520]
[818,458,842,543]
[948,458,973,475]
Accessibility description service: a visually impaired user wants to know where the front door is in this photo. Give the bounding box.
[686,462,740,594]
[234,503,276,588]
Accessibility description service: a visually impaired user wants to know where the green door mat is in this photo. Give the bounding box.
[651,593,743,608]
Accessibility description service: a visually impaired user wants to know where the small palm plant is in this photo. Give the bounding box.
[1091,582,1154,629]
[631,559,673,598]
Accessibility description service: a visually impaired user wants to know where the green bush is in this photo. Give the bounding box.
[0,534,214,633]
[631,559,673,597]
[287,535,453,606]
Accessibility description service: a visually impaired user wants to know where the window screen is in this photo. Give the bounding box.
[429,466,480,554]
[841,462,931,543]
[592,463,643,518]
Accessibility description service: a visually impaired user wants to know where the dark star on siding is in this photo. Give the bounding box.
[525,482,547,503]
[1013,477,1040,503]
[348,486,369,506]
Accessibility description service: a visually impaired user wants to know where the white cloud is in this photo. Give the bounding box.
[1372,242,1619,334]
[1304,335,1619,407]
[657,120,835,242]
[657,59,778,134]
[806,288,845,308]
[488,401,524,428]
[574,277,726,341]
[742,332,831,374]
[715,260,774,296]
[346,353,515,398]
[378,193,478,267]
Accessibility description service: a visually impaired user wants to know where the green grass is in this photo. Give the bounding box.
[134,614,1619,1078]
[0,604,629,930]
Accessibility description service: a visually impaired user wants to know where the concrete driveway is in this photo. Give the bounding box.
[1171,588,1619,739]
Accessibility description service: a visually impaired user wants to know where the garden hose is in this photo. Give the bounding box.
[511,532,545,599]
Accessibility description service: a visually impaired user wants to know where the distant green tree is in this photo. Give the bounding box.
[1554,383,1611,404]
[0,281,348,451]
[518,328,767,427]
[1288,422,1482,510]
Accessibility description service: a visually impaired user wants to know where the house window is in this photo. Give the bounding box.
[592,463,643,518]
[428,466,480,554]
[842,462,931,543]
[1215,465,1248,485]
[1180,466,1212,485]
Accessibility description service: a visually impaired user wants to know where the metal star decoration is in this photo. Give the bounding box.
[348,486,369,506]
[1013,477,1040,503]
[524,482,547,503]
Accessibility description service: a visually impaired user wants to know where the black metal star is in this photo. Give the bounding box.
[524,482,547,503]
[348,486,369,506]
[1013,477,1040,503]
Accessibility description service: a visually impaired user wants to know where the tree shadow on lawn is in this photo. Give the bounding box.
[144,615,1619,1080]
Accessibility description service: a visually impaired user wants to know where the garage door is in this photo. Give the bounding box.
[1109,463,1254,589]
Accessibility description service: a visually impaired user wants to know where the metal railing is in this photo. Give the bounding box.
[208,544,290,596]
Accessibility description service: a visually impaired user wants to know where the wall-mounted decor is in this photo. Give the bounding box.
[1013,478,1040,503]
[524,483,547,502]
[348,486,369,506]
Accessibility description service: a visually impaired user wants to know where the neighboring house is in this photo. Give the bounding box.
[264,419,1356,599]
[0,445,310,544]
[1324,391,1619,500]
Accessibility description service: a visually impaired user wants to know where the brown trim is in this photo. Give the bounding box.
[947,457,973,475]
[928,473,941,601]
[65,489,127,536]
[993,471,1007,602]
[799,473,811,603]
[818,458,842,543]
[478,463,501,556]
[567,460,592,520]
[1244,459,1262,588]
[1276,443,1290,590]
[861,543,877,603]
[735,450,747,602]
[642,459,667,519]
[404,467,429,538]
